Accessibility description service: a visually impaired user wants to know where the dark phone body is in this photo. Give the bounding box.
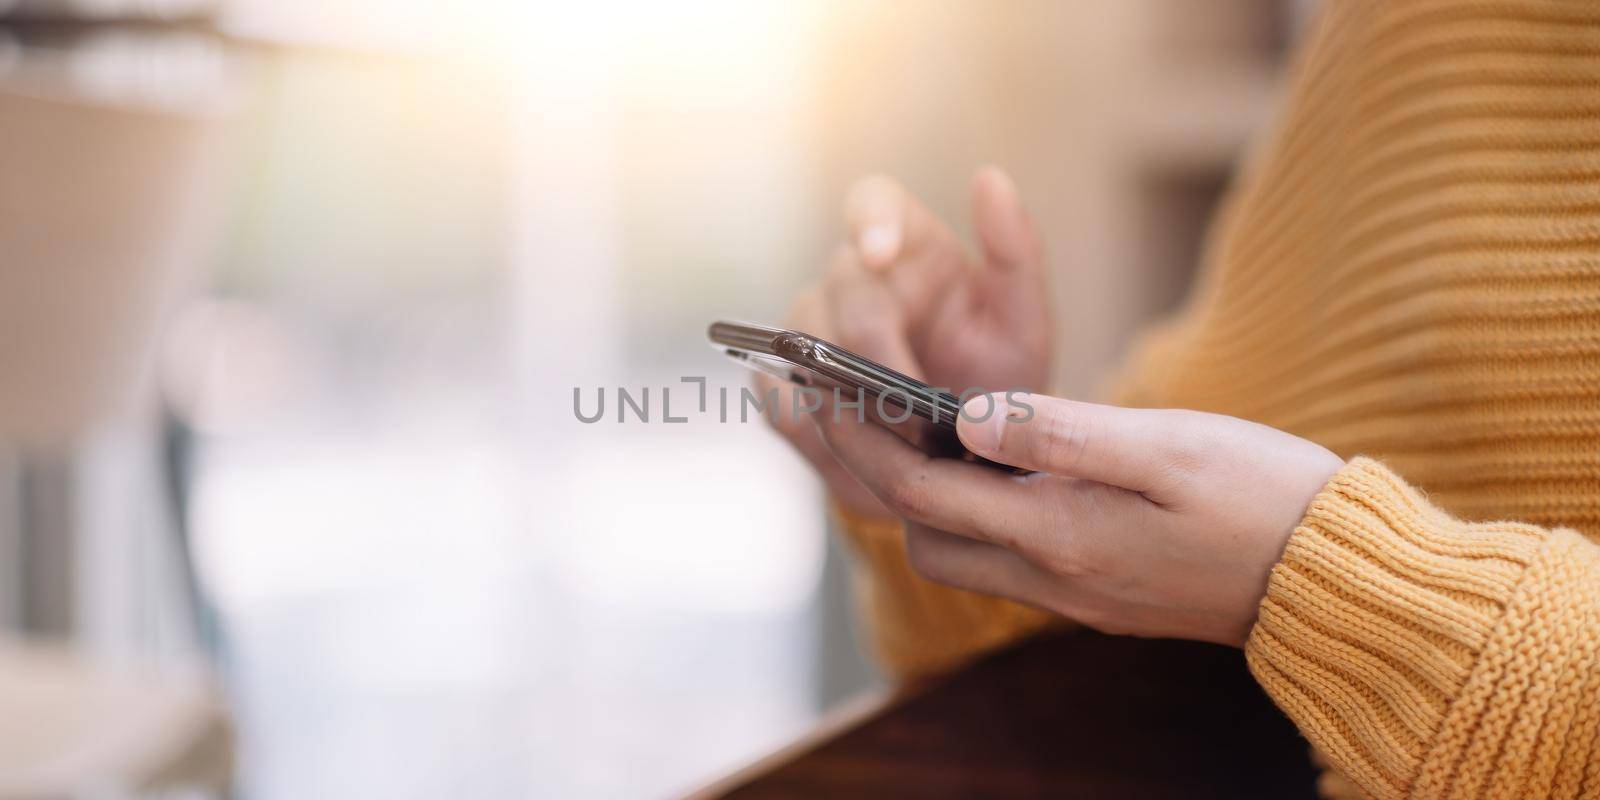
[708,320,1019,469]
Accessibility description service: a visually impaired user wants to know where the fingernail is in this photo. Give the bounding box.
[858,223,901,267]
[959,395,1007,455]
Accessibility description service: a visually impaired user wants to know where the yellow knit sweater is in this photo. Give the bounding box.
[834,2,1600,798]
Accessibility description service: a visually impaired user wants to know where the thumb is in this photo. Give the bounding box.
[971,166,1041,274]
[956,393,1180,495]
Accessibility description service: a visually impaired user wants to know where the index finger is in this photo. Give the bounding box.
[843,174,966,278]
[813,408,1039,550]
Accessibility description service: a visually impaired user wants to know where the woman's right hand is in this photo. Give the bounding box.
[762,167,1054,517]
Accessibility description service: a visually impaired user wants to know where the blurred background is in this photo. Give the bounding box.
[0,0,1315,796]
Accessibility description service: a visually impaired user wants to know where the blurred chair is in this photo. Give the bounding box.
[0,15,232,795]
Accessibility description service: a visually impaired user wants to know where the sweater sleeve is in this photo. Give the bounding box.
[831,501,1061,680]
[1245,457,1600,800]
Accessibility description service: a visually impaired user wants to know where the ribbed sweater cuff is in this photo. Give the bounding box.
[1244,458,1559,798]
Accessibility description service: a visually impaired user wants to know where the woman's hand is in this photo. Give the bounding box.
[762,168,1053,517]
[813,392,1345,647]
[835,168,1053,396]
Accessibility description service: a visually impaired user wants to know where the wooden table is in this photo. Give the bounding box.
[694,631,1320,799]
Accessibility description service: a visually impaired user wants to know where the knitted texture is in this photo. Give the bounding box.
[832,1,1600,797]
[1247,458,1600,799]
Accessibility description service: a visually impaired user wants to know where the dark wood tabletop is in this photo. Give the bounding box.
[693,630,1320,799]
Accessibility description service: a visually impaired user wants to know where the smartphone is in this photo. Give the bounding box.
[709,320,1017,469]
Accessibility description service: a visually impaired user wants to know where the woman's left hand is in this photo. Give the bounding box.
[813,392,1345,647]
